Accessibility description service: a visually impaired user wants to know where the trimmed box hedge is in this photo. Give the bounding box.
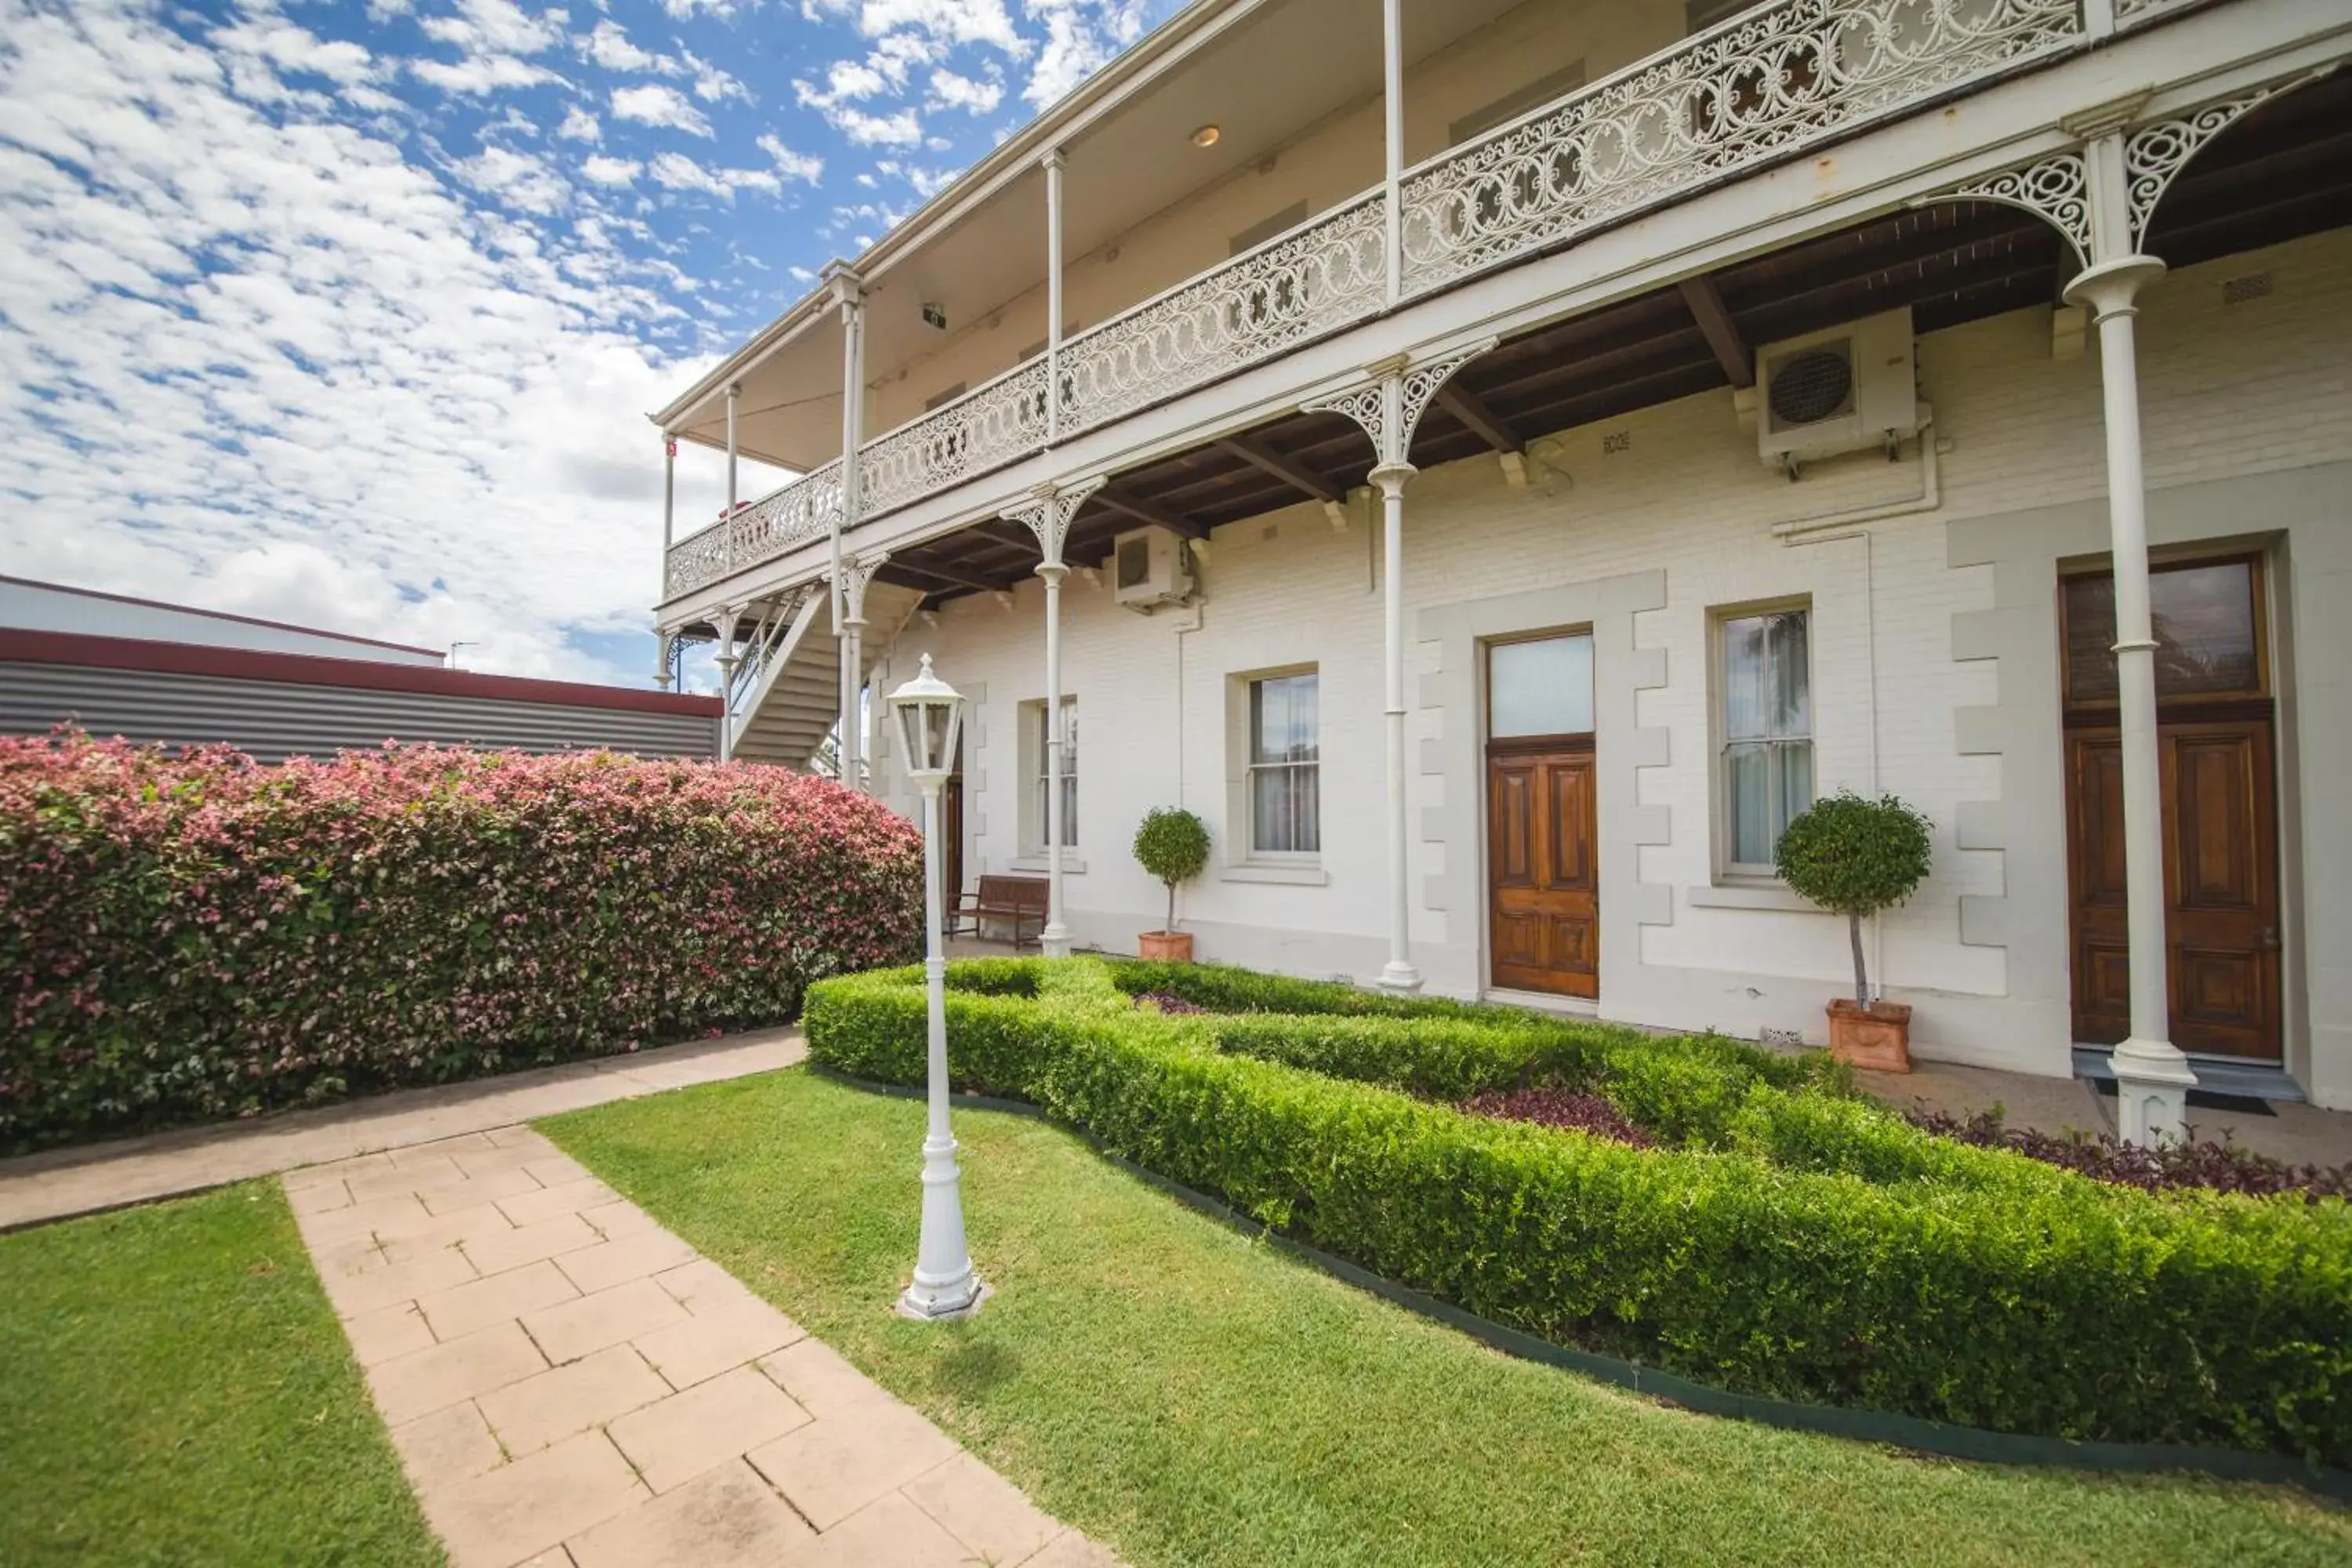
[805,957,2352,1465]
[2,731,922,1150]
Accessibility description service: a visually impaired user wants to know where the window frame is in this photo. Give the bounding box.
[1017,695,1078,855]
[1231,666,1322,865]
[1711,599,1817,882]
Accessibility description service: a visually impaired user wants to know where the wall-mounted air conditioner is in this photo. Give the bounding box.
[1112,526,1196,612]
[1755,307,1920,472]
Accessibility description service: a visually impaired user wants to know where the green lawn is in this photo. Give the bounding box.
[0,1183,444,1568]
[543,1068,2352,1568]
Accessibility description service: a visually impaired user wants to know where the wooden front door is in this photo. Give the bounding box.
[2062,555,2281,1059]
[1484,633,1599,998]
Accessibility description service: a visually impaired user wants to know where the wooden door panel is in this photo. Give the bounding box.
[1548,913,1596,976]
[2176,946,2261,1029]
[2170,733,2259,910]
[1487,745,1598,1000]
[1490,763,1537,890]
[2063,720,2280,1059]
[2071,738,2129,907]
[1548,761,1596,891]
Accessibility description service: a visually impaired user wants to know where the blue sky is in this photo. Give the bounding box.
[0,0,1174,684]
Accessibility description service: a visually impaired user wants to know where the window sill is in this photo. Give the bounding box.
[1216,862,1329,886]
[1685,882,1821,913]
[1009,854,1087,875]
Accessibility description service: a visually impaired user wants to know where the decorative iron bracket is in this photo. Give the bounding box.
[1933,153,2093,267]
[1305,341,1497,470]
[833,552,891,626]
[1001,476,1105,569]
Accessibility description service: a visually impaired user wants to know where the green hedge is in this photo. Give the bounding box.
[2,731,922,1149]
[806,958,2352,1464]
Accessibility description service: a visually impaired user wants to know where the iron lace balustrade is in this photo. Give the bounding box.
[861,358,1052,518]
[664,517,731,601]
[1056,194,1387,437]
[1400,0,2083,295]
[666,459,844,600]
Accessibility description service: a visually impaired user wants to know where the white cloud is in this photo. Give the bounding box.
[579,154,643,184]
[792,70,923,146]
[556,103,601,140]
[835,104,921,145]
[576,18,672,73]
[611,82,713,136]
[800,57,891,103]
[647,150,780,199]
[875,158,960,198]
[212,18,380,88]
[857,0,1022,54]
[411,0,569,94]
[419,0,568,56]
[459,144,571,213]
[411,51,562,93]
[756,133,824,184]
[927,67,1000,114]
[0,0,792,684]
[680,46,748,103]
[1022,0,1152,107]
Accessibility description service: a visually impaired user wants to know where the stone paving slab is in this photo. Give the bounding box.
[289,1126,1118,1568]
[0,1030,802,1232]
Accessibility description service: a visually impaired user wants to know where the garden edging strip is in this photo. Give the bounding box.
[818,1067,2352,1503]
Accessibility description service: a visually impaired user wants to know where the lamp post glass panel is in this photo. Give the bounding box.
[887,655,982,1318]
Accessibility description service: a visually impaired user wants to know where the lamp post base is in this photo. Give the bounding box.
[896,1279,989,1321]
[1041,921,1072,960]
[1377,960,1423,994]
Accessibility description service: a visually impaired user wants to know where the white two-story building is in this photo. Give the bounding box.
[647,0,2352,1121]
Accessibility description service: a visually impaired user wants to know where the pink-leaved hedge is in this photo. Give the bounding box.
[0,730,923,1151]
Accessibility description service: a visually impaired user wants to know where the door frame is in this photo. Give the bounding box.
[1477,626,1601,1006]
[2056,546,2286,1063]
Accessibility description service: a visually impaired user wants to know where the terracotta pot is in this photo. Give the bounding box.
[1826,999,1913,1073]
[1138,930,1194,962]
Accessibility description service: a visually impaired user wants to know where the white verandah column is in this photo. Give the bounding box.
[827,264,868,788]
[1381,0,1403,307]
[1305,343,1490,993]
[836,555,887,789]
[1371,439,1419,993]
[2068,127,2194,1143]
[655,434,676,690]
[723,384,739,575]
[1044,149,1065,446]
[1004,480,1103,960]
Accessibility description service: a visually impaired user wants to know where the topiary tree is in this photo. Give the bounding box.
[1774,789,1934,1010]
[1132,806,1210,935]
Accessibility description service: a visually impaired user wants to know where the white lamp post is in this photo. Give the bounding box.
[887,654,982,1319]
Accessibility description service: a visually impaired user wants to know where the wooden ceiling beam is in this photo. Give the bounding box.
[1676,274,1754,388]
[1434,382,1524,455]
[970,518,1041,554]
[1214,434,1343,504]
[1094,486,1214,539]
[885,557,1022,594]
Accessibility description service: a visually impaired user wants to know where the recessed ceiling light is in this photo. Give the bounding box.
[1190,124,1221,148]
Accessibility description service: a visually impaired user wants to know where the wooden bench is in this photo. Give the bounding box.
[950,874,1049,949]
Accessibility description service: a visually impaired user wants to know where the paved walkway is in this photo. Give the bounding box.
[1855,1058,2352,1166]
[292,1127,1117,1568]
[0,1031,801,1232]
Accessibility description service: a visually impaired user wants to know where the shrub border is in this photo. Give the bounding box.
[818,1066,2352,1502]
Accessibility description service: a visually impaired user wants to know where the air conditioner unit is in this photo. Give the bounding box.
[1112,526,1196,612]
[1755,307,1920,471]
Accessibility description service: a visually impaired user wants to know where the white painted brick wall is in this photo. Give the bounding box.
[869,227,2352,1076]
